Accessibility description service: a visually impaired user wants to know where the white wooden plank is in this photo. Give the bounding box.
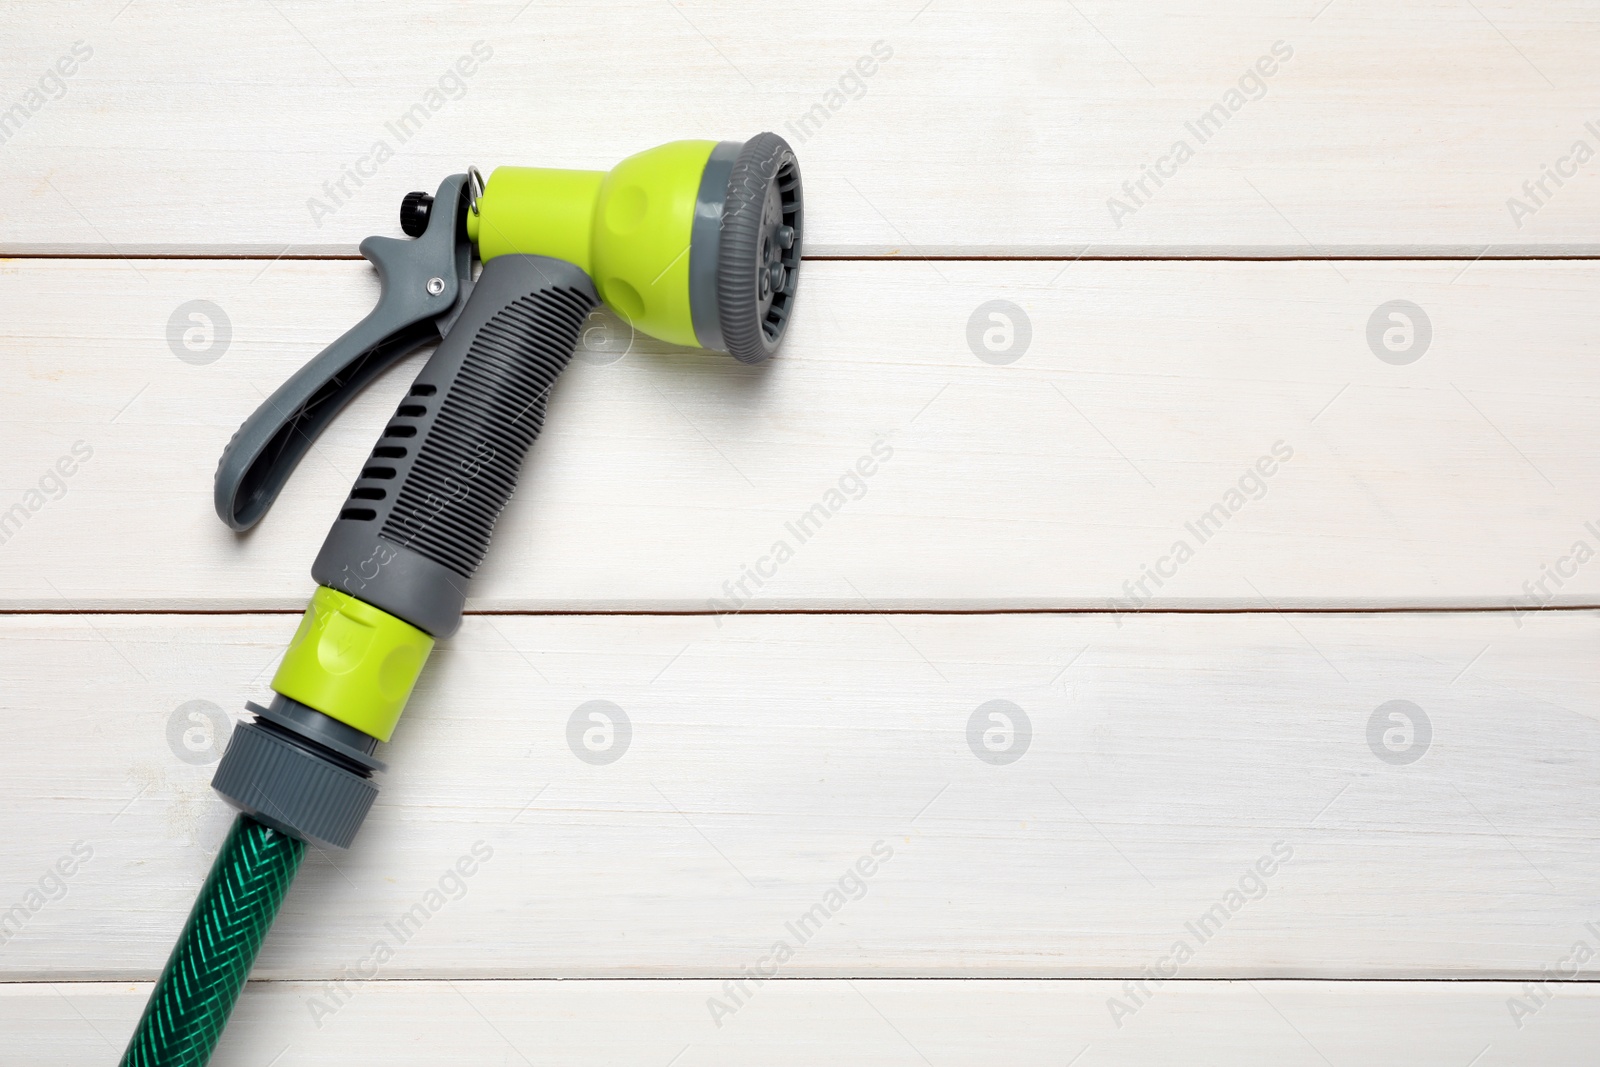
[11,979,1598,1066]
[3,611,1596,980]
[3,2,1600,254]
[2,258,1598,611]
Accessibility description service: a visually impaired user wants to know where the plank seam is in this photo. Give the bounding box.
[13,976,1600,985]
[0,606,1594,619]
[10,253,1600,263]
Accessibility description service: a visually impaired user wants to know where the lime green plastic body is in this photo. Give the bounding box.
[467,139,715,348]
[271,586,434,742]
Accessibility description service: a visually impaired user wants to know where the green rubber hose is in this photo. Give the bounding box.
[118,814,306,1067]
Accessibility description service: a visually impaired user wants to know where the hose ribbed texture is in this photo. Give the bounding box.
[118,814,306,1067]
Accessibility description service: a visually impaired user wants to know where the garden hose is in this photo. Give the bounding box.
[119,815,305,1067]
[117,134,803,1064]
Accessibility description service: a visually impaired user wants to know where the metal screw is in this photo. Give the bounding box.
[426,277,446,296]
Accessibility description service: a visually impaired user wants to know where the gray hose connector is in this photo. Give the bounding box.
[211,697,383,850]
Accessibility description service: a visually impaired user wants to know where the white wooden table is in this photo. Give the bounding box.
[4,2,1599,1063]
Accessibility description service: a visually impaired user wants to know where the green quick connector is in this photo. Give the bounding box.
[272,585,434,743]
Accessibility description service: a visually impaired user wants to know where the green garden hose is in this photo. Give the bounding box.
[118,815,305,1067]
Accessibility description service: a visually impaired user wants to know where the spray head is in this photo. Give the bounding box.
[403,134,803,363]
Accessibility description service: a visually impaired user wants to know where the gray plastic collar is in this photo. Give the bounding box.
[688,141,743,352]
[212,714,378,850]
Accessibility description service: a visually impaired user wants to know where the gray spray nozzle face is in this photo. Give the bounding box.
[688,133,804,364]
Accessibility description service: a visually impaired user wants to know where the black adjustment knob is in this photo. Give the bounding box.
[399,191,434,237]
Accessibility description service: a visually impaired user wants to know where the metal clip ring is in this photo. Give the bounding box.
[466,166,486,217]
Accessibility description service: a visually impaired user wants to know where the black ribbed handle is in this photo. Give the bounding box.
[311,255,599,636]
